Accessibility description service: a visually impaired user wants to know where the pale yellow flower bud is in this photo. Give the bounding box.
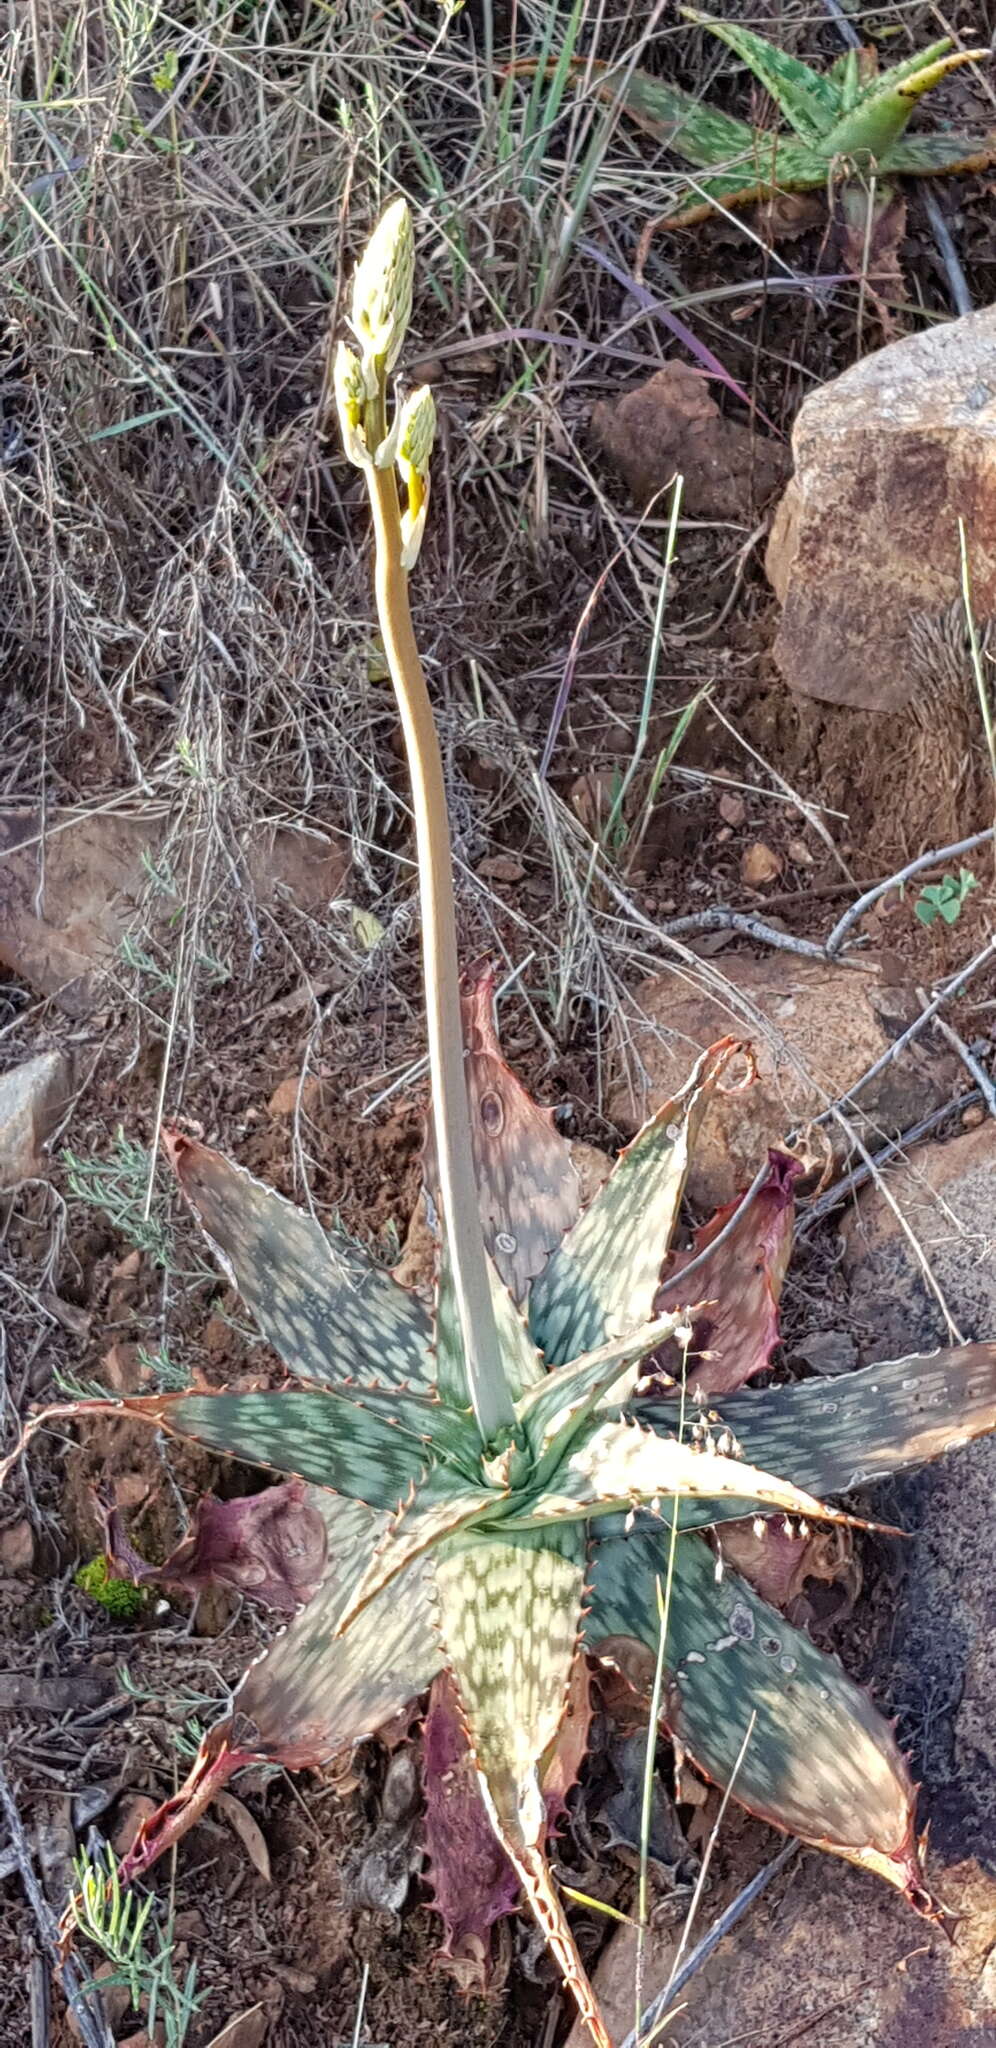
[333,341,370,466]
[349,198,414,376]
[396,385,436,480]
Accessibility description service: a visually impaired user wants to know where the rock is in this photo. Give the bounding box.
[610,957,959,1209]
[591,361,787,520]
[266,1073,321,1118]
[0,1050,72,1186]
[793,1328,858,1377]
[740,840,782,888]
[202,2006,267,2048]
[568,1850,996,2048]
[0,810,349,1016]
[841,1122,996,1360]
[766,304,996,711]
[0,1519,35,1572]
[718,790,746,828]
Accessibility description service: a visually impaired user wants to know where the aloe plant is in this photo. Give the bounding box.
[5,203,996,2046]
[517,13,994,227]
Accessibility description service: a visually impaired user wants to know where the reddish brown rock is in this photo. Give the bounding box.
[767,304,996,711]
[609,956,958,1208]
[0,810,349,1016]
[592,361,786,519]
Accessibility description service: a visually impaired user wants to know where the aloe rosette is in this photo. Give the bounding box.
[5,199,996,2048]
[7,982,996,2041]
[516,14,995,228]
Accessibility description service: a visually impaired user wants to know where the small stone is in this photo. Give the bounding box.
[787,837,814,866]
[267,1074,320,1118]
[0,1050,72,1187]
[476,854,525,884]
[963,1103,986,1129]
[795,1330,858,1378]
[0,1520,35,1572]
[718,791,747,828]
[113,1472,150,1511]
[110,1792,160,1860]
[740,842,783,888]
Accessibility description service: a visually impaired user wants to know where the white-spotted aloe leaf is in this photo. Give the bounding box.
[824,43,989,159]
[682,7,840,146]
[434,1524,612,2048]
[517,1305,689,1468]
[335,1475,500,1630]
[636,1342,996,1510]
[165,1130,433,1391]
[528,1038,744,1364]
[425,969,580,1305]
[116,1494,440,1881]
[654,1149,800,1396]
[78,1386,436,1511]
[585,1527,938,1915]
[505,1415,880,1535]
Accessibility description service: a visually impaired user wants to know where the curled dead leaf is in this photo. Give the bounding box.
[214,1791,272,1884]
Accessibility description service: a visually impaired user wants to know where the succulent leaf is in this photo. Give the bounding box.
[655,1149,800,1396]
[107,1386,433,1511]
[516,1305,687,1467]
[238,1537,441,1768]
[435,1524,610,2047]
[164,1130,433,1391]
[586,1526,937,1914]
[335,1476,501,1632]
[825,47,988,160]
[528,1038,743,1364]
[875,132,996,176]
[638,1342,996,1504]
[682,7,841,147]
[426,969,581,1303]
[509,57,757,163]
[506,1414,872,1534]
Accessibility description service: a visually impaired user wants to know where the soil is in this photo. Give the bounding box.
[3,2,996,2044]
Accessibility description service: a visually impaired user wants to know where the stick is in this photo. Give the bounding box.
[0,1761,113,2048]
[824,829,994,958]
[620,1841,799,2048]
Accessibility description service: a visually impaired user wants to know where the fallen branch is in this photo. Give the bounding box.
[824,829,995,958]
[796,1089,983,1233]
[0,1759,113,2048]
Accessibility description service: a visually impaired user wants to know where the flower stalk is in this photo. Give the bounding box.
[335,202,512,1444]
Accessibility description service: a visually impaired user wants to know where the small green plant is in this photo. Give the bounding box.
[520,14,994,229]
[6,203,996,2048]
[75,1555,146,1621]
[64,1129,175,1267]
[71,1844,201,2048]
[915,866,978,926]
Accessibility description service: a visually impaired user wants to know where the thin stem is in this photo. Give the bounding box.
[363,390,512,1443]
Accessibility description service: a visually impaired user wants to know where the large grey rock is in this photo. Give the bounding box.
[767,305,996,711]
[0,1050,72,1186]
[609,955,958,1209]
